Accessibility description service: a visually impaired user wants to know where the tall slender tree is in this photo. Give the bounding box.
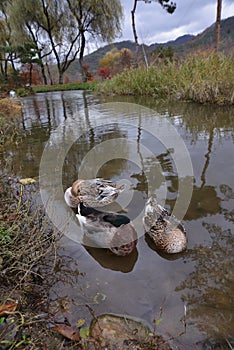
[131,0,176,64]
[215,0,222,52]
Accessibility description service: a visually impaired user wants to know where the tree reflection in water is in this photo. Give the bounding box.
[176,219,234,348]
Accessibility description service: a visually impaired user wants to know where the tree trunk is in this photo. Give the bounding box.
[40,62,48,85]
[46,62,53,85]
[79,30,87,82]
[131,0,139,48]
[29,63,33,85]
[215,0,222,52]
[26,23,48,85]
[4,59,8,82]
[131,0,139,66]
[58,70,63,84]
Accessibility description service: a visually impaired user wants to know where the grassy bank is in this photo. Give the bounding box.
[95,53,234,105]
[0,99,23,155]
[0,176,60,349]
[0,113,172,349]
[0,107,66,348]
[33,81,97,93]
[0,98,22,116]
[0,181,173,349]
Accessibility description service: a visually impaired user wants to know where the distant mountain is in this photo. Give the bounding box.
[149,34,195,51]
[67,16,234,77]
[173,16,234,56]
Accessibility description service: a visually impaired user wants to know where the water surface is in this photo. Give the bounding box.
[2,91,233,349]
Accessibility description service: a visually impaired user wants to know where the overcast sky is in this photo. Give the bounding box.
[118,0,234,44]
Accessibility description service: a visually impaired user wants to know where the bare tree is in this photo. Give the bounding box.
[215,0,222,52]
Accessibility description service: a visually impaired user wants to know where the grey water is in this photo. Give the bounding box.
[2,90,234,349]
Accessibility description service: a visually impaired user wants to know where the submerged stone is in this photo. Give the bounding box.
[90,313,172,349]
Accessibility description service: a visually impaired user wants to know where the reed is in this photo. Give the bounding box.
[0,98,22,116]
[95,53,234,105]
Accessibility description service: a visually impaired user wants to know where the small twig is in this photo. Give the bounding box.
[16,184,23,213]
[225,338,234,350]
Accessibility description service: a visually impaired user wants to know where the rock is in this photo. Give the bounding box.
[90,313,172,350]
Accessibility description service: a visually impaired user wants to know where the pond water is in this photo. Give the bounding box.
[2,91,234,349]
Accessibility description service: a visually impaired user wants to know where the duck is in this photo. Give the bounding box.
[64,178,125,208]
[76,202,137,256]
[143,197,187,254]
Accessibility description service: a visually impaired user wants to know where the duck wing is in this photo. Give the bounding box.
[79,179,125,207]
[103,213,130,227]
[143,197,181,232]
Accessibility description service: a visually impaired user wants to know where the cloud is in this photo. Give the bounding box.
[119,0,234,44]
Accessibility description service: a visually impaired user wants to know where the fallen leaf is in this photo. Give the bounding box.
[51,324,80,341]
[19,178,36,185]
[154,318,163,326]
[79,327,90,339]
[0,302,18,316]
[77,318,85,328]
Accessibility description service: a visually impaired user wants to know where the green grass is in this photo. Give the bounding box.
[95,53,234,105]
[33,81,97,93]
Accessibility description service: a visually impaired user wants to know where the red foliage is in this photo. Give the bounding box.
[20,63,42,85]
[97,67,111,80]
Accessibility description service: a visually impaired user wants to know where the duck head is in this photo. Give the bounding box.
[64,186,80,208]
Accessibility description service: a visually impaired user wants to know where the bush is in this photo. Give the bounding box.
[16,86,34,97]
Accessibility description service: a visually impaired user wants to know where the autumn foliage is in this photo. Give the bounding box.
[20,63,43,85]
[98,47,133,78]
[97,67,111,80]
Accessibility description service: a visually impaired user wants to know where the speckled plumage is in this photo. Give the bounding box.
[64,178,125,208]
[143,197,187,254]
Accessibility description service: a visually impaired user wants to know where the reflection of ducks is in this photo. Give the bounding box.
[84,246,138,273]
[77,203,137,256]
[143,197,187,254]
[64,179,125,208]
